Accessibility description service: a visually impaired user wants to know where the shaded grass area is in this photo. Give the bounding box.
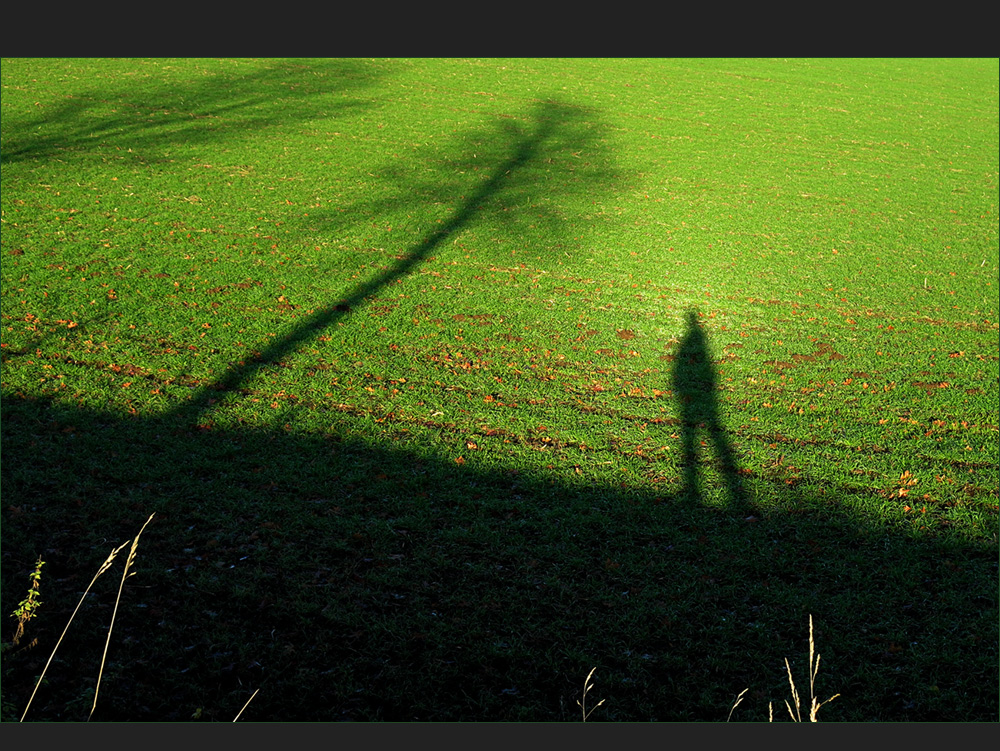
[1,57,997,721]
[2,393,996,721]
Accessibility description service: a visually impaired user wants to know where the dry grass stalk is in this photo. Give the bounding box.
[233,688,260,722]
[89,513,155,721]
[731,614,840,722]
[781,614,840,722]
[577,667,605,721]
[727,688,748,722]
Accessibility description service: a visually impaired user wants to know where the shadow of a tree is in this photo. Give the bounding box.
[1,389,995,721]
[169,99,617,426]
[1,58,385,165]
[301,99,617,268]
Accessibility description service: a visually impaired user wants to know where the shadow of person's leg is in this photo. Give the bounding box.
[709,420,751,510]
[681,417,699,500]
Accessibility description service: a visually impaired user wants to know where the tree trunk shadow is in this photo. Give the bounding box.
[167,100,608,427]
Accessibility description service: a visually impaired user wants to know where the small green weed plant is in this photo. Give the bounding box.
[10,557,45,647]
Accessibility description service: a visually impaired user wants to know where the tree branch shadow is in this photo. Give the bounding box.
[1,58,385,165]
[168,98,620,426]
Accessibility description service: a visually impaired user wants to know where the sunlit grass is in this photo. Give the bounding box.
[2,57,997,721]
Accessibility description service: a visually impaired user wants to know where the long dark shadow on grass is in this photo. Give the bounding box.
[168,103,570,425]
[673,310,750,510]
[1,59,383,165]
[5,387,996,720]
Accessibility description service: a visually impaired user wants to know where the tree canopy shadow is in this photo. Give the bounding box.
[297,98,617,270]
[0,58,385,166]
[169,98,619,426]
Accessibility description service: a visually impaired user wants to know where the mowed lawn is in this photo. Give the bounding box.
[1,58,997,721]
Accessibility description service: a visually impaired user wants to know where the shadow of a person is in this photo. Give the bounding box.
[672,310,750,509]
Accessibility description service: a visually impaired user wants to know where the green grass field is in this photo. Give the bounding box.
[1,57,997,721]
